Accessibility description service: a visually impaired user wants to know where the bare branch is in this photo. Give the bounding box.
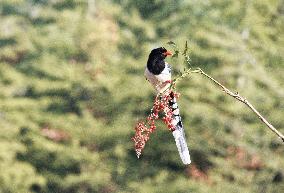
[190,68,284,142]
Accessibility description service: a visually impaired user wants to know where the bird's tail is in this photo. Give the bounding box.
[169,92,191,165]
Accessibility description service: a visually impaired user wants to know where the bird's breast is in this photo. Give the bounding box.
[144,67,171,93]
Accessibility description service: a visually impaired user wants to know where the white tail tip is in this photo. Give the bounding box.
[172,130,191,165]
[181,150,191,165]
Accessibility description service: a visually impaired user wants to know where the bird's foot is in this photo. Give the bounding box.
[163,80,172,84]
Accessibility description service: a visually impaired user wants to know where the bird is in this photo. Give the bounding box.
[144,47,191,165]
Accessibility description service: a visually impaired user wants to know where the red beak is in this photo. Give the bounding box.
[163,50,172,56]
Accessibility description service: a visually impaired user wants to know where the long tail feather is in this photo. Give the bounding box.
[169,93,191,165]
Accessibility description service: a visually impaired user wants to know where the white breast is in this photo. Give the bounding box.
[144,63,172,93]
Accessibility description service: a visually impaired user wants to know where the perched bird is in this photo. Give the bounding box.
[145,47,191,165]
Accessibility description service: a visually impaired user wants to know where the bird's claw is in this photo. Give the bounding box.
[163,80,172,84]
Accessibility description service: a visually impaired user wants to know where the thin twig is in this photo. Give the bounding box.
[190,68,284,142]
[171,68,192,90]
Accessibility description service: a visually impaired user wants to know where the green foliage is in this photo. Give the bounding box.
[0,0,283,192]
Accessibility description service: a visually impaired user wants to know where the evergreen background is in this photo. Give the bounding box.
[0,0,283,192]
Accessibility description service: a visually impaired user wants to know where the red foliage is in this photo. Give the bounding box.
[186,164,209,181]
[226,146,263,170]
[41,126,70,143]
[131,90,179,158]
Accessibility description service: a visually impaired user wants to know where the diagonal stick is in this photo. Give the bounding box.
[188,68,284,142]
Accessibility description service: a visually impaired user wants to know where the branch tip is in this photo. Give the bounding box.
[171,65,284,143]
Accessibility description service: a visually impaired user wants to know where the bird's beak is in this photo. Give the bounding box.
[163,50,172,56]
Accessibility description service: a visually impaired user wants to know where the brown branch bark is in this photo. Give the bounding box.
[192,68,284,142]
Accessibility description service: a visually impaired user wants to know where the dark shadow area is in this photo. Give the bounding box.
[31,17,56,26]
[190,149,214,172]
[0,38,17,48]
[15,64,63,81]
[17,127,81,177]
[52,0,76,10]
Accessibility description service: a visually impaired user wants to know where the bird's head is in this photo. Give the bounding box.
[147,47,172,75]
[148,47,172,61]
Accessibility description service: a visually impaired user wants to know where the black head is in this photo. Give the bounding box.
[147,47,172,75]
[148,47,172,60]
